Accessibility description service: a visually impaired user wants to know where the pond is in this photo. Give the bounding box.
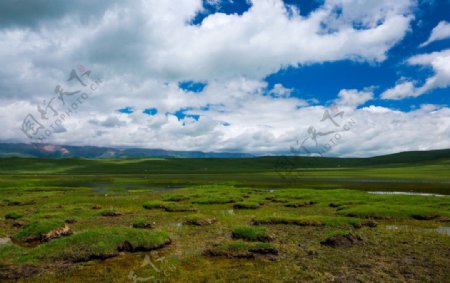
[368,191,448,197]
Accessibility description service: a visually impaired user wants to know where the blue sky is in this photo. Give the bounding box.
[1,0,450,156]
[185,0,450,111]
[265,0,450,111]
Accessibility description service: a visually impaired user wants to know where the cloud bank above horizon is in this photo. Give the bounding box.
[0,0,449,157]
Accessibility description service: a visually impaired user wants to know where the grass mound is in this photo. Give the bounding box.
[265,197,289,203]
[252,216,323,226]
[26,228,171,263]
[14,220,68,242]
[337,205,447,220]
[163,203,197,212]
[203,241,278,258]
[4,212,23,220]
[320,230,363,248]
[285,201,317,208]
[143,200,165,209]
[132,219,153,229]
[252,215,361,227]
[162,194,189,202]
[233,202,261,209]
[6,200,36,206]
[192,196,239,204]
[143,201,196,212]
[231,226,272,242]
[184,214,216,226]
[100,210,122,217]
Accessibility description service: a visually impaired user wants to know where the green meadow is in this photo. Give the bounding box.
[0,156,449,282]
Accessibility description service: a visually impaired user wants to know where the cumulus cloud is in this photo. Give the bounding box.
[268,84,293,98]
[334,105,450,157]
[3,89,450,157]
[89,116,127,128]
[335,88,374,108]
[0,0,416,83]
[382,49,450,100]
[2,0,449,157]
[408,49,450,94]
[381,81,416,100]
[0,0,120,28]
[420,21,450,47]
[148,0,414,81]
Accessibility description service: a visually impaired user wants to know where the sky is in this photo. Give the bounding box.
[0,0,450,157]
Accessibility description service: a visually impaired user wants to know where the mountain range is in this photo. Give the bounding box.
[0,143,252,158]
[1,143,450,164]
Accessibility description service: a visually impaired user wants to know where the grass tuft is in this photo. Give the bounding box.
[143,200,166,209]
[22,228,171,263]
[232,226,272,242]
[204,241,278,258]
[4,212,23,220]
[233,202,261,209]
[162,194,189,202]
[143,201,196,212]
[337,205,447,220]
[252,215,361,227]
[192,196,240,204]
[184,214,216,226]
[14,220,66,242]
[132,219,153,229]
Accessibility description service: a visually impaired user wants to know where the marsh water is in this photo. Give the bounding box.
[368,191,448,197]
[385,225,450,236]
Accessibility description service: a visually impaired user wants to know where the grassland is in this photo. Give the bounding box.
[0,156,449,282]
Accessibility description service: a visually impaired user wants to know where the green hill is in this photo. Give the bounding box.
[1,148,449,175]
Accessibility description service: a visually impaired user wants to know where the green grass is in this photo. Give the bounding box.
[132,218,153,229]
[337,204,450,220]
[143,200,166,209]
[100,209,122,217]
[192,196,240,204]
[204,241,278,258]
[183,214,216,226]
[4,212,23,220]
[163,203,197,212]
[162,194,189,202]
[18,228,170,263]
[285,201,317,208]
[252,215,361,227]
[2,148,450,175]
[14,220,66,241]
[232,226,271,242]
[325,229,352,238]
[143,201,196,212]
[233,201,261,209]
[0,156,449,282]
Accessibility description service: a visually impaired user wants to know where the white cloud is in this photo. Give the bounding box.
[149,0,414,81]
[408,49,450,95]
[420,21,450,47]
[2,77,449,157]
[2,0,448,157]
[381,81,416,100]
[268,84,292,98]
[381,49,450,100]
[336,88,374,108]
[0,0,416,83]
